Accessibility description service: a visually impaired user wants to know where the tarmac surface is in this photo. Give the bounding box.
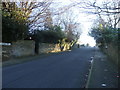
[2,47,95,88]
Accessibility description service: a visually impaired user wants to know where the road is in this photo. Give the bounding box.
[2,47,95,88]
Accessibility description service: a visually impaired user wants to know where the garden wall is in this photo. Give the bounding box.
[103,43,118,65]
[2,40,71,61]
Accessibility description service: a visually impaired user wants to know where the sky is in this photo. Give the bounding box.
[71,7,97,46]
[52,0,97,46]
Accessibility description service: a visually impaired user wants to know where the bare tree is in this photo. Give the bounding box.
[5,0,53,30]
[55,9,81,41]
[69,0,120,28]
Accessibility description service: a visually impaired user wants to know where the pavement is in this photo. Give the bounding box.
[86,47,119,88]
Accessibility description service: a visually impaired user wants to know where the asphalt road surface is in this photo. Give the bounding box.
[3,47,95,88]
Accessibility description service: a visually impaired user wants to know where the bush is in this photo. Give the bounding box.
[2,15,28,42]
[33,25,66,44]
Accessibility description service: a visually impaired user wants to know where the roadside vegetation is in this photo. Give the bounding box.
[2,1,119,65]
[2,2,81,55]
[88,0,120,66]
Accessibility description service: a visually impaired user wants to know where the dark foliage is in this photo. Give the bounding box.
[33,25,66,44]
[2,2,29,42]
[90,27,118,48]
[2,15,28,42]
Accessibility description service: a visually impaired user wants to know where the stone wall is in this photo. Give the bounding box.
[2,45,12,60]
[11,40,35,57]
[2,40,71,60]
[2,40,35,60]
[103,43,118,65]
[39,43,56,53]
